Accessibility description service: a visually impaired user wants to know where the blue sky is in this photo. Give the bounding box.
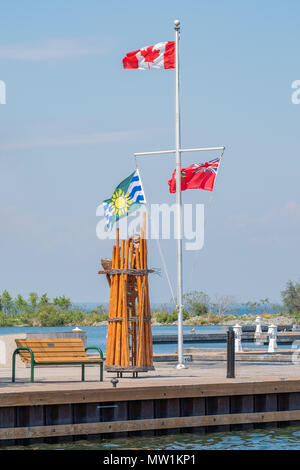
[0,1,299,305]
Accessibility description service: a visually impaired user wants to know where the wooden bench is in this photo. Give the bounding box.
[12,338,103,383]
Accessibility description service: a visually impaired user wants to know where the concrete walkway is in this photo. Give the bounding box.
[1,360,300,388]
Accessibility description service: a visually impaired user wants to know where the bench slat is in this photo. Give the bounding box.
[17,356,100,364]
[16,339,84,344]
[22,350,88,355]
[15,345,85,353]
[18,353,89,360]
[16,340,84,344]
[33,358,102,363]
[16,352,88,361]
[16,340,84,349]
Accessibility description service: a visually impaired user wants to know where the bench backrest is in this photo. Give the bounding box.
[15,338,86,363]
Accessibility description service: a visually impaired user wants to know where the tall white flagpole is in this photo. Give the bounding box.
[174,19,186,369]
[133,21,224,368]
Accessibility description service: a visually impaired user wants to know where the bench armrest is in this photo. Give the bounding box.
[85,346,103,360]
[13,347,35,362]
[12,347,35,383]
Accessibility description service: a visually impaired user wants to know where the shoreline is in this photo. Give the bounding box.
[0,314,297,329]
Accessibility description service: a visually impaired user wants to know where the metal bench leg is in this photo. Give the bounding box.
[100,363,103,382]
[30,362,34,383]
[12,351,16,383]
[81,364,85,381]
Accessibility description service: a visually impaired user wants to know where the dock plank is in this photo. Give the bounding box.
[2,410,300,440]
[1,377,300,407]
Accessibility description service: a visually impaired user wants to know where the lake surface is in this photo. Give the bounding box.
[3,425,300,450]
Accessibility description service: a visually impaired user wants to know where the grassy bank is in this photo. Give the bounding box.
[0,308,298,328]
[151,311,298,327]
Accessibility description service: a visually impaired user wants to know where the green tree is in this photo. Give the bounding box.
[1,290,14,315]
[37,305,65,326]
[62,309,85,325]
[14,294,28,314]
[28,292,39,311]
[53,295,71,310]
[89,305,107,316]
[183,290,210,316]
[39,293,50,306]
[281,280,300,313]
[0,311,9,326]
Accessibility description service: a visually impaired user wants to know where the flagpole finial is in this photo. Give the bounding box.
[174,19,180,29]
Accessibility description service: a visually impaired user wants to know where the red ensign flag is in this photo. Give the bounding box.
[168,158,221,193]
[123,41,175,70]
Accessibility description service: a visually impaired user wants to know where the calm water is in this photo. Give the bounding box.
[3,426,300,450]
[0,325,290,354]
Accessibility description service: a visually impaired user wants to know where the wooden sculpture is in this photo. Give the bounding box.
[98,213,154,377]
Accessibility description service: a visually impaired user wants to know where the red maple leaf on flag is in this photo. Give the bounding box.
[140,46,160,63]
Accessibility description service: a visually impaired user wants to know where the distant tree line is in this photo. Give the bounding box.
[0,291,72,315]
[0,291,107,327]
[152,285,291,325]
[0,278,299,327]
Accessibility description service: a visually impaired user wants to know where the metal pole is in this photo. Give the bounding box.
[134,146,225,157]
[227,328,235,378]
[174,19,186,369]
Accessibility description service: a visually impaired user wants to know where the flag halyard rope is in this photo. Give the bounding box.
[134,160,177,305]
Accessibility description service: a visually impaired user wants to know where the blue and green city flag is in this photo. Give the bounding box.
[103,169,146,230]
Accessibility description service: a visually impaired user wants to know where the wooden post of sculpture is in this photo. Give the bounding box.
[99,214,154,377]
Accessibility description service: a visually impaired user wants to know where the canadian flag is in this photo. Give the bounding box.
[122,41,175,70]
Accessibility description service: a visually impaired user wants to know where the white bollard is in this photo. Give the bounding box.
[254,316,263,345]
[233,324,243,352]
[268,324,278,353]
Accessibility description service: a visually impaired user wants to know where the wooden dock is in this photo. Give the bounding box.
[1,361,300,445]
